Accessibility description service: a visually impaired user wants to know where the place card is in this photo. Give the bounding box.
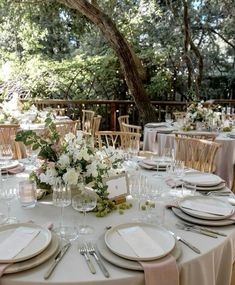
[104,174,129,200]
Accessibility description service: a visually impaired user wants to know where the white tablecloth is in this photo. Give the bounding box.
[143,128,235,189]
[1,168,235,285]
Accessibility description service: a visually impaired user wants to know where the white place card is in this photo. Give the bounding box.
[105,174,129,199]
[118,226,164,258]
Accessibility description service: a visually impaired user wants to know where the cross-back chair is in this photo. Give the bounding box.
[118,115,129,131]
[0,124,22,159]
[55,120,78,140]
[95,131,141,152]
[121,122,142,134]
[175,136,221,173]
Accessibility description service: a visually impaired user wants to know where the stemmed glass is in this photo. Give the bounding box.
[0,173,18,224]
[52,182,75,240]
[72,186,97,235]
[0,144,13,166]
[165,113,173,125]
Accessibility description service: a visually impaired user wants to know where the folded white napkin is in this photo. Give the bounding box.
[118,226,164,258]
[0,227,40,260]
[181,200,233,216]
[0,223,53,277]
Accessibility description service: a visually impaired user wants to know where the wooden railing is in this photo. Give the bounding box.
[2,98,235,130]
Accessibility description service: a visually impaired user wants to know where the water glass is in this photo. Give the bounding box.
[0,175,18,224]
[19,180,37,208]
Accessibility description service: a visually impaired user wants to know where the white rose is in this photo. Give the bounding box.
[58,154,70,169]
[63,168,78,185]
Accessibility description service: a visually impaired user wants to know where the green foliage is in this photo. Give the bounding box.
[0,0,235,101]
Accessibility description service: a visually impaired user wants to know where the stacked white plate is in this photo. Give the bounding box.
[139,158,171,171]
[171,196,235,226]
[228,132,235,139]
[0,223,59,274]
[0,160,20,171]
[97,222,182,271]
[182,173,226,191]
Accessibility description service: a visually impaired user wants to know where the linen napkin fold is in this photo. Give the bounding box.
[165,178,183,188]
[139,254,179,285]
[1,164,25,175]
[0,222,53,277]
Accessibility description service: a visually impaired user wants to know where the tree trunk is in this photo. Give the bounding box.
[59,0,157,124]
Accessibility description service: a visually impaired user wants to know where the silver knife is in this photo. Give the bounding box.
[182,222,227,237]
[169,231,201,254]
[44,242,71,279]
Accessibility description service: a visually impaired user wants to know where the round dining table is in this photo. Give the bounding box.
[1,165,235,285]
[143,126,235,189]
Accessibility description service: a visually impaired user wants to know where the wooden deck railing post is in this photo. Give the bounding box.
[110,102,117,130]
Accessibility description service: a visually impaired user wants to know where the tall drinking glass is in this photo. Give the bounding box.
[0,174,18,224]
[52,183,74,240]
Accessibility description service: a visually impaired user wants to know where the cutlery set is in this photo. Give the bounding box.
[79,243,110,278]
[44,241,109,279]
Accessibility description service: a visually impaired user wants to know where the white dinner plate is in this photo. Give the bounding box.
[97,234,181,271]
[4,233,59,274]
[185,182,226,191]
[0,160,19,170]
[138,161,166,171]
[171,206,235,226]
[182,173,223,187]
[105,222,175,261]
[178,196,234,221]
[0,223,52,263]
[143,159,171,167]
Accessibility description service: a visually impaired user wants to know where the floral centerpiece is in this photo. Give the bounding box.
[16,115,125,215]
[183,101,221,131]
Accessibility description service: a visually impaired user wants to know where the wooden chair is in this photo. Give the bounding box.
[0,124,22,159]
[55,120,78,140]
[82,110,95,134]
[118,115,129,131]
[175,137,221,173]
[174,131,217,141]
[121,122,142,134]
[173,112,186,120]
[95,131,141,152]
[91,115,102,137]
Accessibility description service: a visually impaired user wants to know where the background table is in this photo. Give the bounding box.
[143,127,235,189]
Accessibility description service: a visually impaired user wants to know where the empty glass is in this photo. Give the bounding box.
[165,113,173,125]
[72,186,97,235]
[0,174,18,224]
[0,144,13,165]
[52,183,75,240]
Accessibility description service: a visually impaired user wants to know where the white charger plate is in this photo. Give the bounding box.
[0,160,19,170]
[185,182,226,191]
[97,234,181,271]
[178,196,234,221]
[105,223,175,261]
[4,233,59,274]
[171,206,234,226]
[0,223,52,263]
[182,173,223,187]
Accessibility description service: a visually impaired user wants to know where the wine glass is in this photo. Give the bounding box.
[165,113,173,125]
[72,186,97,235]
[0,144,13,165]
[0,174,18,224]
[52,183,76,240]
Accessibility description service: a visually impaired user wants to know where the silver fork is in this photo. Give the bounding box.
[86,242,110,278]
[79,245,96,274]
[176,223,218,238]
